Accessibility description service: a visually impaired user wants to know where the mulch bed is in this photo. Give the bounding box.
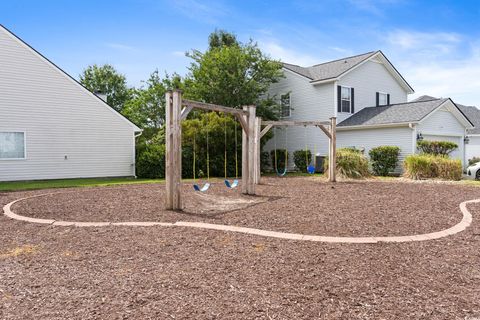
[1,177,480,319]
[10,177,479,236]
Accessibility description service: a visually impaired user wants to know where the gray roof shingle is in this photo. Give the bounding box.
[283,51,376,81]
[337,98,448,127]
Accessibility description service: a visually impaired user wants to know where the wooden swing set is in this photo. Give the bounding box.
[165,89,336,210]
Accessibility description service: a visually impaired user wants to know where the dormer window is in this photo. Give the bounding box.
[337,86,355,114]
[376,92,390,106]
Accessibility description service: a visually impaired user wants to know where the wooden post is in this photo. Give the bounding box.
[253,117,261,185]
[329,117,336,182]
[165,90,182,210]
[241,106,248,194]
[247,106,256,194]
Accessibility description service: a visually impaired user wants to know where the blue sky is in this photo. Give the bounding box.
[1,0,480,105]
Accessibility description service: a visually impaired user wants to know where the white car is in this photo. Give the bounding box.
[466,162,480,180]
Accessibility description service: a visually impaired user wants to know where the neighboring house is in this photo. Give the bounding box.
[265,50,474,172]
[0,25,141,182]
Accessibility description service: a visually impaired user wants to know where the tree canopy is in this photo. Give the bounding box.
[186,31,283,119]
[79,64,130,112]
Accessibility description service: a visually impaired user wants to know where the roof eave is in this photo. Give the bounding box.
[337,122,415,131]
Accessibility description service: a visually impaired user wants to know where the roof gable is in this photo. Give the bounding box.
[0,24,141,132]
[281,50,414,93]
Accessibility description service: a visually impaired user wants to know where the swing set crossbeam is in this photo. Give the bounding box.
[261,120,331,126]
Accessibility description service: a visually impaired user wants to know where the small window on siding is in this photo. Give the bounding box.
[378,92,388,106]
[0,132,25,159]
[341,87,352,113]
[280,93,291,117]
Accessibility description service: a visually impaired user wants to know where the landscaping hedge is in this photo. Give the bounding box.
[369,146,400,176]
[468,157,480,166]
[293,150,312,172]
[417,140,458,156]
[403,154,462,180]
[325,148,370,179]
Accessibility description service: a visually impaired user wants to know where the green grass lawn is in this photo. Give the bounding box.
[0,177,165,192]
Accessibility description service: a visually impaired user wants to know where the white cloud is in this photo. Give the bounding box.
[382,30,480,106]
[348,0,403,16]
[105,43,139,52]
[172,50,186,57]
[258,40,319,66]
[167,0,229,24]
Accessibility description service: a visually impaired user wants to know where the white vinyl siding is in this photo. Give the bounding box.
[0,27,138,181]
[337,126,414,173]
[338,60,408,123]
[0,132,25,159]
[265,69,334,169]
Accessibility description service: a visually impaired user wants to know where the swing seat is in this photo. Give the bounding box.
[307,165,316,174]
[193,183,211,192]
[276,167,287,177]
[224,179,239,189]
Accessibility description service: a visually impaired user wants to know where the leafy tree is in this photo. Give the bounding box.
[122,70,183,140]
[80,64,130,112]
[186,31,283,120]
[208,29,239,49]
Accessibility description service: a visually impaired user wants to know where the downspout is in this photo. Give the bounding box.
[133,131,143,178]
[409,123,416,155]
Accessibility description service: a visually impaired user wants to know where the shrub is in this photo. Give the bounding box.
[468,157,480,166]
[369,146,400,176]
[260,151,270,173]
[136,143,165,178]
[293,150,312,172]
[417,140,458,156]
[270,149,288,171]
[325,148,370,179]
[403,154,462,180]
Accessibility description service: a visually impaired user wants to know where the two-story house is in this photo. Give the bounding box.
[265,51,474,172]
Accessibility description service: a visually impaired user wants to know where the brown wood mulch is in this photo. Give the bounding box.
[1,177,480,319]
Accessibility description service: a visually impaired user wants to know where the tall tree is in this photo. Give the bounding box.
[79,64,130,112]
[122,71,183,140]
[186,31,283,119]
[208,29,239,49]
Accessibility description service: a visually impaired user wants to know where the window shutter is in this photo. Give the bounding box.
[337,86,342,112]
[376,92,379,107]
[387,94,390,105]
[351,88,355,113]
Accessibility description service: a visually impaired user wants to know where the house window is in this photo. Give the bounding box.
[341,87,352,113]
[378,92,388,106]
[0,132,25,159]
[280,93,291,117]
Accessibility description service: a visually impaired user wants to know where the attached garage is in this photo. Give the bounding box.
[337,97,473,172]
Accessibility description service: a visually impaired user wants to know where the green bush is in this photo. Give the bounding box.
[270,149,288,171]
[136,143,165,178]
[417,140,458,156]
[369,146,400,176]
[403,154,462,180]
[293,150,312,172]
[325,148,370,179]
[260,151,270,173]
[468,157,480,166]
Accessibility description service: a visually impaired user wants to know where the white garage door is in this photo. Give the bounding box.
[422,135,462,161]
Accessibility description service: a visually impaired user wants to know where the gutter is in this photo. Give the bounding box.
[336,122,416,131]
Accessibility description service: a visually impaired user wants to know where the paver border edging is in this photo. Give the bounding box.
[2,192,477,244]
